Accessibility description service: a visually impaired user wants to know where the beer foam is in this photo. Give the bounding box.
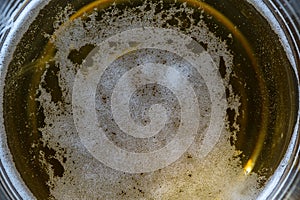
[35,1,262,199]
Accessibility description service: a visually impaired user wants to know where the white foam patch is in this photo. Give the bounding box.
[35,1,262,199]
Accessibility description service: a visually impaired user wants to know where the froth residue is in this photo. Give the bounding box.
[35,0,263,199]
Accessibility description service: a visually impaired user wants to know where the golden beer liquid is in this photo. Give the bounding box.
[2,0,297,199]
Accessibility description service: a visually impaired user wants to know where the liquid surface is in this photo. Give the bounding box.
[1,0,297,199]
[39,1,255,199]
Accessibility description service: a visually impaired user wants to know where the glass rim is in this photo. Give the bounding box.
[0,0,299,199]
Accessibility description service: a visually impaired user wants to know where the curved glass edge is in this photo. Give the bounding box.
[0,1,30,199]
[0,0,28,48]
[0,162,22,200]
[0,0,47,200]
[271,1,300,199]
[253,0,300,199]
[0,0,299,200]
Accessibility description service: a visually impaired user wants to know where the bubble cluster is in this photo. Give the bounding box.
[35,0,262,199]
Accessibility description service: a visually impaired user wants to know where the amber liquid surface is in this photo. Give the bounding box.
[2,0,297,199]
